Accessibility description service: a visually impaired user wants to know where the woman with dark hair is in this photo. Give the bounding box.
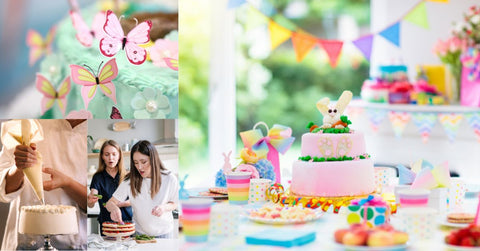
[87,140,132,235]
[106,140,178,238]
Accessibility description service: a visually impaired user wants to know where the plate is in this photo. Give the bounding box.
[335,243,408,251]
[247,210,323,225]
[445,244,480,250]
[93,138,108,150]
[438,218,470,228]
[187,188,228,199]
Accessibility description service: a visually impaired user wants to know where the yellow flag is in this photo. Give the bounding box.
[268,20,292,50]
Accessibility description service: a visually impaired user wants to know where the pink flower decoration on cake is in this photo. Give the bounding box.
[235,164,260,179]
[240,148,261,163]
[66,109,93,119]
[150,38,178,68]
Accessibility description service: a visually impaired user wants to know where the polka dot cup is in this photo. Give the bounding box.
[396,207,436,241]
[248,178,272,204]
[209,203,242,237]
[374,167,396,193]
[447,178,466,212]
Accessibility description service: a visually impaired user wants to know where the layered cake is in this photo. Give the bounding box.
[36,2,178,118]
[102,222,136,237]
[361,64,412,104]
[290,91,375,201]
[19,205,78,235]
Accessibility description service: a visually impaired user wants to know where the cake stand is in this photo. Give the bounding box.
[39,235,56,251]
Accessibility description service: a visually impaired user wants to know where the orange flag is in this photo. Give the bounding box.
[268,20,292,50]
[291,32,317,62]
[318,40,344,68]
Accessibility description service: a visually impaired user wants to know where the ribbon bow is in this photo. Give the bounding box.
[240,122,295,157]
[351,195,387,207]
[398,159,451,189]
[461,47,480,82]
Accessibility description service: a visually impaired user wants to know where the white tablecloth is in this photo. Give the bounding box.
[87,234,180,251]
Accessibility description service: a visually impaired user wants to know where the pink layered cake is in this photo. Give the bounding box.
[290,91,375,197]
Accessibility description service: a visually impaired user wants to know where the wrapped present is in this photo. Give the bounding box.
[346,195,390,227]
[240,122,295,183]
[460,47,480,107]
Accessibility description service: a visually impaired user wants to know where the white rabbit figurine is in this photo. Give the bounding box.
[222,151,232,174]
[316,91,353,129]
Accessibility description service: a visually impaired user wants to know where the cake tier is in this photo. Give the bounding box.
[41,4,178,118]
[19,205,78,235]
[291,159,375,197]
[300,132,367,158]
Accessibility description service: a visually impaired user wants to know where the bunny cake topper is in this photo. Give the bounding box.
[310,90,353,133]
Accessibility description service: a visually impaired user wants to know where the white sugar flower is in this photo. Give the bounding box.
[131,87,171,119]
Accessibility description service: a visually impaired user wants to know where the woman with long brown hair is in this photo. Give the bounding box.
[87,140,132,235]
[106,140,178,238]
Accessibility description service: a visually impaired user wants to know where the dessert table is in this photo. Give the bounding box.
[179,196,479,250]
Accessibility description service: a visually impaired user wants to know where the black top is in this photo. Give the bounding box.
[90,170,133,231]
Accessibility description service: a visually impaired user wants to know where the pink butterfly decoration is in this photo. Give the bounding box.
[70,58,118,109]
[164,58,178,71]
[150,39,178,68]
[35,73,71,116]
[110,106,123,119]
[100,10,152,65]
[26,27,56,66]
[70,10,106,47]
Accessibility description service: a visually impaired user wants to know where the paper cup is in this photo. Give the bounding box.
[447,178,466,212]
[226,172,251,205]
[374,167,396,193]
[396,207,436,241]
[248,179,272,204]
[209,203,242,237]
[394,185,411,204]
[428,187,447,214]
[397,188,430,208]
[181,198,213,242]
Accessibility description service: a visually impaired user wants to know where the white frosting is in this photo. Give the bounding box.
[19,205,78,235]
[21,204,75,214]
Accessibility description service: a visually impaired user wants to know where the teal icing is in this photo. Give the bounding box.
[40,4,178,118]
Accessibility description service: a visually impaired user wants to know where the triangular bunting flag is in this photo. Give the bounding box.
[291,32,317,62]
[318,40,344,68]
[246,6,270,31]
[259,0,276,16]
[227,0,246,9]
[268,20,292,50]
[388,111,411,138]
[465,112,480,142]
[412,112,436,143]
[273,14,297,31]
[352,35,374,61]
[438,113,463,143]
[404,2,429,29]
[379,22,401,47]
[366,108,388,132]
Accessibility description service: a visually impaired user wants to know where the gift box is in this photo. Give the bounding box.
[346,195,390,227]
[460,47,480,107]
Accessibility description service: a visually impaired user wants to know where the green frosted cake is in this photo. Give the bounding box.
[39,3,178,119]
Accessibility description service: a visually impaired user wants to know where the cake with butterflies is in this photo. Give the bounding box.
[273,91,376,213]
[29,1,178,118]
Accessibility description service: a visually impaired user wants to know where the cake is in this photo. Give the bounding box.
[102,221,136,237]
[361,64,413,104]
[290,91,375,197]
[36,2,178,119]
[18,205,78,235]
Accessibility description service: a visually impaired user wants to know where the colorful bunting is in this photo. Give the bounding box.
[379,22,401,47]
[404,2,429,29]
[268,20,292,50]
[438,113,463,143]
[352,35,374,61]
[345,107,364,120]
[227,0,246,9]
[318,40,344,68]
[388,111,411,138]
[465,112,480,142]
[366,108,388,132]
[412,112,437,143]
[291,32,317,62]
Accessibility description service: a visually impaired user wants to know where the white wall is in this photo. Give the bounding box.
[370,0,478,79]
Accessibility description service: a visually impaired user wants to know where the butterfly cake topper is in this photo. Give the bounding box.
[26,27,56,66]
[70,10,106,47]
[70,58,118,109]
[100,10,152,65]
[35,73,71,117]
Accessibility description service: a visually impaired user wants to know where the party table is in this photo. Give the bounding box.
[179,196,479,250]
[87,234,180,251]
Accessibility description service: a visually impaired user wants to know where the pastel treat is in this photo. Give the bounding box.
[225,172,251,205]
[19,205,78,235]
[447,213,475,224]
[102,221,136,237]
[360,79,389,103]
[181,198,213,243]
[291,91,375,198]
[397,188,430,207]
